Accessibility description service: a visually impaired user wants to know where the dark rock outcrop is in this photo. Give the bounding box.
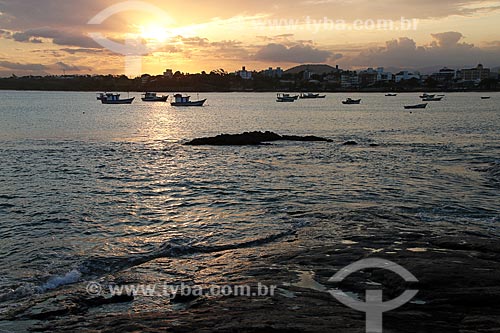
[343,140,358,146]
[185,131,333,146]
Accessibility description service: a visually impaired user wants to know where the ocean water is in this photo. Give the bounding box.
[0,91,498,302]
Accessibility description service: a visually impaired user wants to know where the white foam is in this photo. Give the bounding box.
[39,269,82,292]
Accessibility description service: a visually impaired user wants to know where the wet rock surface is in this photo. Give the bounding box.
[1,211,499,332]
[185,131,334,146]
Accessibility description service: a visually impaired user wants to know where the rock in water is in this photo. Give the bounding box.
[185,131,333,146]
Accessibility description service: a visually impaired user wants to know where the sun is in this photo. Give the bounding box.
[139,24,171,43]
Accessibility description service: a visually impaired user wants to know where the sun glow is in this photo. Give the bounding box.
[139,24,171,43]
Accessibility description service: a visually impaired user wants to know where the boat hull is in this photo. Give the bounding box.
[171,99,206,107]
[142,96,169,102]
[300,95,326,99]
[101,97,135,104]
[404,103,428,109]
[342,99,361,105]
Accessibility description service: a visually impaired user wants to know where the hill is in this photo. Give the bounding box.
[284,64,339,75]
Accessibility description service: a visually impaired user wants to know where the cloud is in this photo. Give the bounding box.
[155,36,249,60]
[430,32,471,48]
[55,62,92,72]
[342,32,500,71]
[1,27,102,48]
[0,61,47,71]
[297,0,500,20]
[180,36,210,47]
[254,43,334,63]
[0,0,119,30]
[0,60,93,74]
[60,48,104,54]
[6,27,102,48]
[0,29,11,38]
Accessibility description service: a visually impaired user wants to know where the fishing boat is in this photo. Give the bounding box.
[385,93,398,97]
[171,94,206,107]
[481,96,491,100]
[342,98,361,105]
[100,93,135,104]
[277,93,297,102]
[281,93,299,100]
[422,97,443,102]
[404,103,428,109]
[420,93,435,99]
[142,92,168,102]
[300,93,326,99]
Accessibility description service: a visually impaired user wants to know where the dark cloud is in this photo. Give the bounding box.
[55,61,91,72]
[254,43,334,63]
[0,0,117,30]
[16,28,102,48]
[0,60,92,74]
[1,27,102,48]
[0,61,47,71]
[0,29,11,37]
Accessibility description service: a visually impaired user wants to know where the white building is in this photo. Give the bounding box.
[236,66,253,80]
[376,67,393,82]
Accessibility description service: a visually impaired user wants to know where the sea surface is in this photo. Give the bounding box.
[0,91,499,306]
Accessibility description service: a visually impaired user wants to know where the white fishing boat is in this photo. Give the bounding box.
[171,94,206,107]
[277,93,297,102]
[142,92,169,102]
[420,93,435,99]
[100,93,135,104]
[300,93,326,99]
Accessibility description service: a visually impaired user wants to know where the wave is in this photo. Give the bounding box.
[79,224,304,278]
[0,222,305,303]
[38,269,82,292]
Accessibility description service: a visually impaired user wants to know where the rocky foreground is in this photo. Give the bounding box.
[184,131,334,146]
[1,210,499,332]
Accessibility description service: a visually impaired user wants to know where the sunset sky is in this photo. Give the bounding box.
[1,0,500,76]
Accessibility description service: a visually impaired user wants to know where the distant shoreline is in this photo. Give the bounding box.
[0,88,498,93]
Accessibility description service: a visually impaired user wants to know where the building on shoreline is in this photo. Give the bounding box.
[461,64,490,82]
[163,69,173,78]
[395,71,421,83]
[430,67,458,83]
[236,66,253,80]
[263,67,283,78]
